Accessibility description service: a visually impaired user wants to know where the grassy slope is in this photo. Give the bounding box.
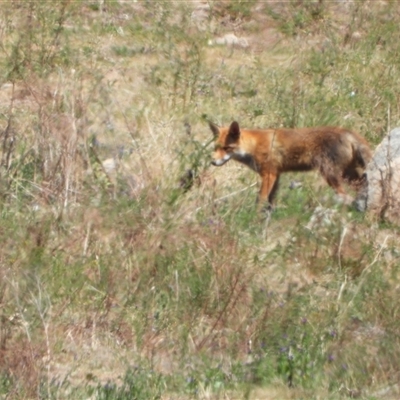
[0,1,400,399]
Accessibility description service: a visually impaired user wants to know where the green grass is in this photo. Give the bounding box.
[1,1,400,399]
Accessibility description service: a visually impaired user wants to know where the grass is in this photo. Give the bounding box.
[0,1,400,399]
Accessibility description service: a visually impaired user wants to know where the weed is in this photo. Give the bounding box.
[265,1,325,37]
[92,367,165,400]
[214,0,257,21]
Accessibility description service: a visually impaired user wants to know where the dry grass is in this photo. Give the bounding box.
[0,1,400,399]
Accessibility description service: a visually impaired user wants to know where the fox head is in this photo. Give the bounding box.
[209,121,242,166]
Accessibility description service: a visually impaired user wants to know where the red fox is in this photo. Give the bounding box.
[209,121,372,209]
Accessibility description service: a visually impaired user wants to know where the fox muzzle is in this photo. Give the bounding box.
[211,154,231,166]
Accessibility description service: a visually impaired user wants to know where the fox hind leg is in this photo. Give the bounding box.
[325,174,346,195]
[320,167,354,205]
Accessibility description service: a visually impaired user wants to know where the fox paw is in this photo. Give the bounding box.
[335,193,354,205]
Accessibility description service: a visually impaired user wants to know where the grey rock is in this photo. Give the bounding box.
[356,127,400,222]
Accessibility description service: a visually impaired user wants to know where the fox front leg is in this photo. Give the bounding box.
[258,172,280,211]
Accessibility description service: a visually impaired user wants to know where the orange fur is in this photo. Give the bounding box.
[209,121,372,208]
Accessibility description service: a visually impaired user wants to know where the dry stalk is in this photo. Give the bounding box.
[32,281,52,400]
[338,225,348,271]
[1,83,15,172]
[337,234,389,331]
[195,265,246,352]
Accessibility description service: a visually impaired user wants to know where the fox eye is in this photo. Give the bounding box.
[214,144,234,151]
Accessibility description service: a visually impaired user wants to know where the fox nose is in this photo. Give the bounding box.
[211,153,231,166]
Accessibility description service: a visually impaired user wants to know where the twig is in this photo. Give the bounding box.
[338,225,348,271]
[83,222,92,256]
[194,182,257,214]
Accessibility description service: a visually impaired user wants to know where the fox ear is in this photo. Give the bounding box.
[228,121,240,141]
[208,121,220,137]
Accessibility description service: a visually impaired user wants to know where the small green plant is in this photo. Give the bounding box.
[214,0,257,20]
[265,1,325,37]
[92,367,165,400]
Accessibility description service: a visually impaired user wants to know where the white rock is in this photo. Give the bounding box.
[306,206,338,231]
[102,158,118,174]
[208,33,249,48]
